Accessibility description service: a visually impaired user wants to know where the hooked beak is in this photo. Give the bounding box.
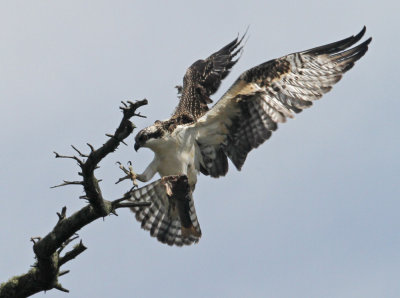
[134,142,141,151]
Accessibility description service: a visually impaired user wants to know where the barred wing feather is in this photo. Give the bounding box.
[194,27,371,171]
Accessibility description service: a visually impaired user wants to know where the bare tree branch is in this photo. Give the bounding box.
[58,270,70,277]
[50,180,83,189]
[56,206,67,221]
[71,145,89,158]
[0,99,151,297]
[53,152,84,166]
[54,283,69,293]
[59,240,87,267]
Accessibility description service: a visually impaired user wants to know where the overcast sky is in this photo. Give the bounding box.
[1,1,399,297]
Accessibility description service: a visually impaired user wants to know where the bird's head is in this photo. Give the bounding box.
[134,123,165,151]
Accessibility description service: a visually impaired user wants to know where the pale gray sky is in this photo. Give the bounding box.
[1,1,399,297]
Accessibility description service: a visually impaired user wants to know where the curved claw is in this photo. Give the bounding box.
[115,161,138,187]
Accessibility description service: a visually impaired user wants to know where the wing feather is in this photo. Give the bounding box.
[193,27,371,171]
[173,33,246,121]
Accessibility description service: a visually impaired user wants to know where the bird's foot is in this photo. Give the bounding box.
[115,161,138,188]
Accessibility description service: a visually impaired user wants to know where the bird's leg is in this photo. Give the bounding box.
[116,158,158,188]
[116,161,139,188]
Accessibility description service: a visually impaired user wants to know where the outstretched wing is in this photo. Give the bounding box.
[173,34,245,121]
[127,175,201,246]
[193,27,371,175]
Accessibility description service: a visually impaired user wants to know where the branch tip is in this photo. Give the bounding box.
[57,206,67,221]
[52,152,84,166]
[59,270,70,277]
[133,112,147,118]
[57,235,79,255]
[30,236,42,244]
[51,180,83,189]
[116,202,151,208]
[87,143,95,152]
[59,240,87,267]
[54,283,69,293]
[71,145,89,157]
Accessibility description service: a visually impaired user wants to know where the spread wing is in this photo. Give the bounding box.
[127,175,201,246]
[192,27,371,175]
[173,34,245,121]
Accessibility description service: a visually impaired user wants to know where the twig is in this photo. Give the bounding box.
[53,151,83,166]
[112,195,151,210]
[115,175,132,184]
[57,235,79,255]
[50,180,83,189]
[71,145,88,158]
[59,240,87,267]
[54,283,69,293]
[56,206,67,221]
[58,270,70,277]
[133,112,146,118]
[30,237,42,244]
[114,202,151,208]
[87,143,95,152]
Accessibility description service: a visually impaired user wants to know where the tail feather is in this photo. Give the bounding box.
[127,175,201,246]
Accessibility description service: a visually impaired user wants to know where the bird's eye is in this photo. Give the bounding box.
[140,134,148,142]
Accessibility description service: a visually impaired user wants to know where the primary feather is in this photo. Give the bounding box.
[130,27,372,246]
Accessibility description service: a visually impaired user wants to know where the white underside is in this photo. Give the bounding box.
[139,126,201,188]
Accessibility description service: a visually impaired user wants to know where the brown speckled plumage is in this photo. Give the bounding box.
[172,34,245,121]
[199,27,371,172]
[132,28,371,246]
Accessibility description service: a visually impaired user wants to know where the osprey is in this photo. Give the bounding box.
[127,27,371,246]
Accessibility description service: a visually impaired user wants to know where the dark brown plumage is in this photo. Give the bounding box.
[172,34,245,121]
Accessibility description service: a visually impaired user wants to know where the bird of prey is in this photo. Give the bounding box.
[126,27,371,246]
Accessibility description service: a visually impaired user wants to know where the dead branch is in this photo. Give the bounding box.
[0,99,151,297]
[59,241,87,267]
[50,180,83,189]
